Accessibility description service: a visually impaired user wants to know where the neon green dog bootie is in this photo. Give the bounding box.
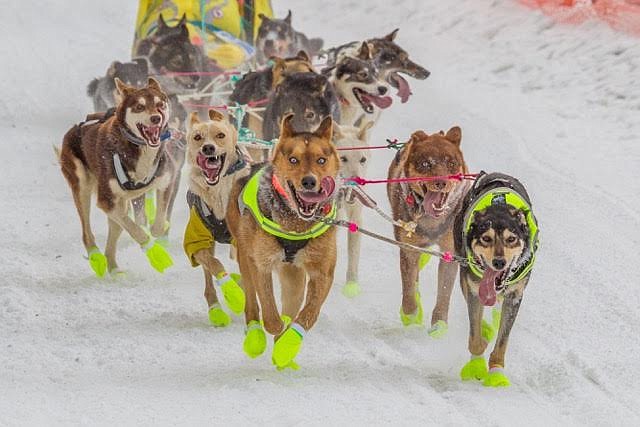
[428,320,448,339]
[483,367,510,387]
[142,239,174,273]
[216,272,245,314]
[87,246,108,278]
[208,303,231,327]
[342,281,361,298]
[481,307,502,342]
[243,320,267,358]
[272,323,305,370]
[400,292,424,326]
[144,192,157,225]
[460,356,489,381]
[418,252,431,271]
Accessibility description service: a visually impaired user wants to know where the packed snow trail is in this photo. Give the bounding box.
[1,0,639,425]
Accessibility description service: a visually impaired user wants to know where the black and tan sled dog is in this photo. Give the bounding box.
[226,114,340,370]
[183,109,250,327]
[387,128,470,338]
[58,78,175,277]
[454,172,539,387]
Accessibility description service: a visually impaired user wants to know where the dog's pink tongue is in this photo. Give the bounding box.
[197,154,221,180]
[363,93,393,109]
[393,73,412,103]
[298,176,336,203]
[422,191,441,218]
[478,270,500,306]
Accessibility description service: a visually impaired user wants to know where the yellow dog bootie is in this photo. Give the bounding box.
[272,321,305,370]
[87,246,108,278]
[208,303,231,327]
[216,272,245,314]
[460,356,488,381]
[243,320,267,359]
[400,292,423,326]
[483,366,510,387]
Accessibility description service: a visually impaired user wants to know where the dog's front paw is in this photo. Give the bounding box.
[143,240,174,273]
[400,292,423,326]
[87,247,108,278]
[272,323,305,369]
[216,272,245,314]
[208,303,231,327]
[427,320,448,339]
[342,281,361,298]
[460,356,488,381]
[481,307,502,342]
[483,367,510,387]
[243,321,266,359]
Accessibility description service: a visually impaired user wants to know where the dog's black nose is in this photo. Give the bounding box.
[492,258,506,270]
[150,114,162,125]
[378,86,388,95]
[202,144,216,156]
[432,180,446,191]
[301,176,317,190]
[265,39,274,48]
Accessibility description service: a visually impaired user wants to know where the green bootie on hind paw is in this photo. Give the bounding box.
[272,323,305,369]
[481,307,502,342]
[428,320,448,339]
[460,356,488,381]
[483,367,510,387]
[243,321,266,358]
[87,247,108,278]
[216,272,245,314]
[418,253,431,270]
[142,239,173,273]
[342,281,361,298]
[208,303,231,327]
[400,292,423,326]
[144,192,157,225]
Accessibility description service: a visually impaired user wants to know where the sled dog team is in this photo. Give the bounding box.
[59,11,539,387]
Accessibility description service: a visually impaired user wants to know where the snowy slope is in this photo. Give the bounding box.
[1,0,639,425]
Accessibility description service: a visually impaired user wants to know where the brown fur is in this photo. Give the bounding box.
[386,127,469,327]
[58,78,175,272]
[226,115,339,336]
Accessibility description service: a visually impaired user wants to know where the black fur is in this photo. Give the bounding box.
[255,11,323,64]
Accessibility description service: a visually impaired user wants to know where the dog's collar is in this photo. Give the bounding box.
[112,151,163,191]
[238,167,336,241]
[224,147,249,177]
[462,185,539,286]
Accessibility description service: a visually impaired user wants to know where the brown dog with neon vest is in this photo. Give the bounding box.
[387,127,470,337]
[225,114,340,369]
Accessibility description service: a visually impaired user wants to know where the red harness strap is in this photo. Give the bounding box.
[272,173,289,200]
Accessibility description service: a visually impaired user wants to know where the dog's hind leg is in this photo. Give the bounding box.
[459,273,491,382]
[104,218,123,273]
[131,195,147,226]
[255,267,284,336]
[278,263,306,320]
[399,248,422,325]
[150,184,171,238]
[238,249,267,358]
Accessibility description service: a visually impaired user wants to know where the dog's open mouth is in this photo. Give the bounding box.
[478,266,508,307]
[137,123,162,147]
[388,72,412,104]
[421,187,450,218]
[353,87,392,114]
[287,176,336,220]
[196,152,226,185]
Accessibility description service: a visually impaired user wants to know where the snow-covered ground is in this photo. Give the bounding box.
[1,0,639,425]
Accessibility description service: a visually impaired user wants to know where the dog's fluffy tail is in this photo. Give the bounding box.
[87,78,99,98]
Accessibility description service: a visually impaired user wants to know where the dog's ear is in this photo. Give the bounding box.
[315,116,333,140]
[357,42,371,60]
[208,109,225,122]
[409,130,429,144]
[445,126,462,146]
[509,207,528,228]
[147,77,161,91]
[296,50,310,62]
[358,121,374,141]
[284,10,292,25]
[158,13,167,29]
[178,13,187,27]
[384,29,399,42]
[107,61,121,78]
[133,57,149,75]
[258,13,268,22]
[280,114,295,139]
[189,111,200,128]
[114,78,134,96]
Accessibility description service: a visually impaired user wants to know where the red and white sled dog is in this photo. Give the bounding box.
[386,128,469,337]
[58,78,175,277]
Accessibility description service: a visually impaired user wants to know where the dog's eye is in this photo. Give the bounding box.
[481,235,493,244]
[359,157,367,164]
[194,134,202,141]
[317,157,326,165]
[357,70,369,79]
[216,132,226,139]
[289,157,298,164]
[134,104,145,113]
[422,160,432,169]
[381,52,395,62]
[305,111,315,120]
[156,101,166,110]
[506,236,518,244]
[340,156,348,163]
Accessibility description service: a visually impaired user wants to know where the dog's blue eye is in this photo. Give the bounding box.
[289,157,298,164]
[317,157,326,165]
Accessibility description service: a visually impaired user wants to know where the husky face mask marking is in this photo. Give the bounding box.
[116,78,169,148]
